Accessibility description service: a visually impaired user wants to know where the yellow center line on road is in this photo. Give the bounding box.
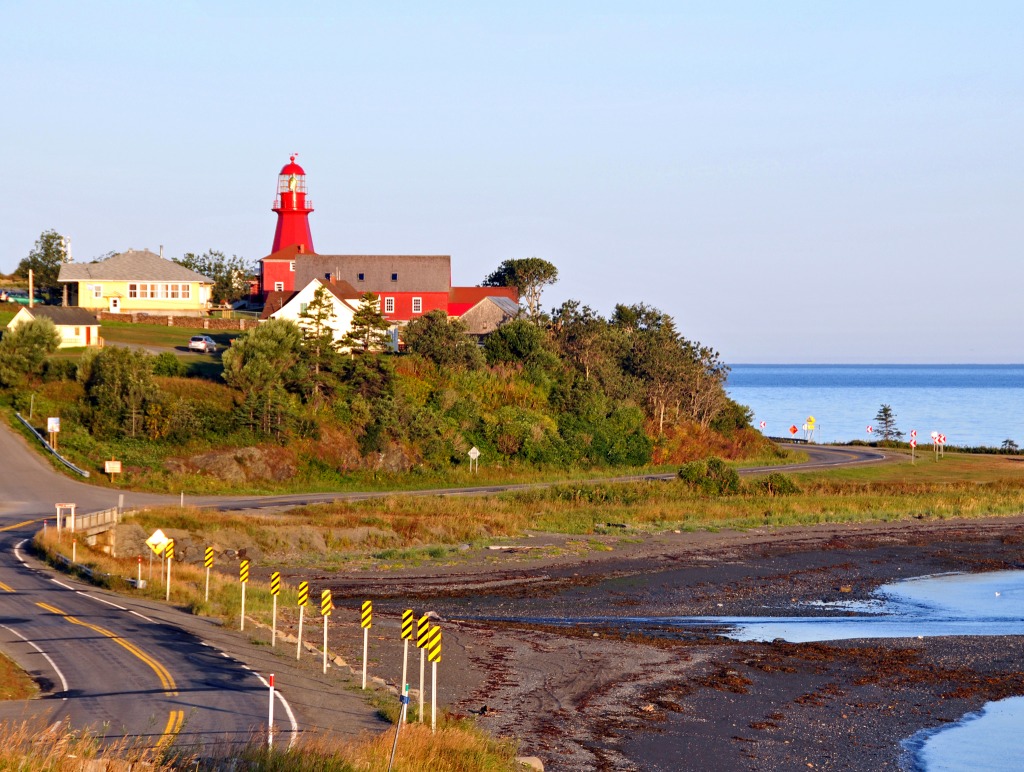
[35,602,178,695]
[0,581,14,593]
[0,519,40,532]
[156,709,185,750]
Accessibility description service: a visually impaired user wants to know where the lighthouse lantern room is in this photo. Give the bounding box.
[271,154,315,254]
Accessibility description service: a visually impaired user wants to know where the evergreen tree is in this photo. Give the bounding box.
[297,285,342,408]
[404,309,482,369]
[342,293,392,353]
[873,404,904,442]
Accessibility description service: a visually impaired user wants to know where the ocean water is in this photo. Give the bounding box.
[726,364,1024,448]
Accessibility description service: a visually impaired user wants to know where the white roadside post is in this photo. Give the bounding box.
[270,572,281,647]
[400,610,414,720]
[416,614,430,722]
[239,559,250,630]
[426,625,442,733]
[361,600,372,689]
[321,589,333,674]
[267,674,275,748]
[296,582,309,660]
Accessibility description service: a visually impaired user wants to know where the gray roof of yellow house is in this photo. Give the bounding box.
[57,249,214,284]
[296,255,451,293]
[12,306,99,326]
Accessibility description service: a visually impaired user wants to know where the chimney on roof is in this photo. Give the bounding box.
[160,245,164,259]
[298,244,304,254]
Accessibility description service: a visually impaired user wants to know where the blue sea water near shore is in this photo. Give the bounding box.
[726,364,1024,448]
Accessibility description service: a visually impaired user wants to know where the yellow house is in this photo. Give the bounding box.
[6,306,100,348]
[58,249,214,316]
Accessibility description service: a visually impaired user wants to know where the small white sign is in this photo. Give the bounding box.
[467,446,481,460]
[47,417,60,433]
[105,460,122,474]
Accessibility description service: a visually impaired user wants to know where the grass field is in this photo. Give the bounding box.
[99,320,243,349]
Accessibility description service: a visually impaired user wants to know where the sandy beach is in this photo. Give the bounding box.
[301,515,1024,770]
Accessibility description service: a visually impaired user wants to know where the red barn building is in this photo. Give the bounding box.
[257,155,518,324]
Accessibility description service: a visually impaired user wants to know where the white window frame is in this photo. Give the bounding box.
[384,297,395,314]
[412,297,422,314]
[274,281,284,292]
[92,284,102,299]
[289,261,295,272]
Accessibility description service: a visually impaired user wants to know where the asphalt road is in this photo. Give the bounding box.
[0,422,889,757]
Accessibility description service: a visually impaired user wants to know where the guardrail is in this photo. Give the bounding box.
[15,413,90,477]
[53,552,146,589]
[73,507,120,534]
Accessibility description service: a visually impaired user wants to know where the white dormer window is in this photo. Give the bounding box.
[289,261,295,272]
[412,297,422,314]
[274,281,284,291]
[384,297,395,314]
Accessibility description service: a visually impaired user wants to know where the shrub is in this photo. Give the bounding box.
[752,472,800,496]
[41,358,78,382]
[678,456,741,495]
[152,351,187,377]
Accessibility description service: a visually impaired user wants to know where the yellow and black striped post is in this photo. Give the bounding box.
[270,571,281,647]
[164,539,174,601]
[360,600,372,689]
[239,559,250,631]
[204,546,214,602]
[296,581,309,660]
[321,589,333,674]
[400,609,414,716]
[427,626,442,733]
[417,614,431,722]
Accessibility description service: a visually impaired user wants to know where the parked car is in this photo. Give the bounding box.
[188,335,218,353]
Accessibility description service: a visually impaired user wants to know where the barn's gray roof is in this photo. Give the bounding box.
[58,250,214,284]
[19,306,98,326]
[295,255,451,294]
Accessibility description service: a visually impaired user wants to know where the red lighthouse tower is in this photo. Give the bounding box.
[271,154,314,253]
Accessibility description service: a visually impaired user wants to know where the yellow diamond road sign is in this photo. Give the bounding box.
[807,416,816,426]
[146,529,170,556]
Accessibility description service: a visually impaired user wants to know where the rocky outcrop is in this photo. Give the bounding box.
[164,446,297,482]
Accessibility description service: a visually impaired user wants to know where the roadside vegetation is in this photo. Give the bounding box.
[0,717,518,771]
[0,267,769,493]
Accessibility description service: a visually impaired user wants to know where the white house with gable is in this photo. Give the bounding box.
[260,277,365,348]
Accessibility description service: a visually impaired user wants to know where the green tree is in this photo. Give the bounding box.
[1002,439,1019,453]
[342,293,392,353]
[297,285,343,408]
[222,319,304,437]
[85,347,156,437]
[15,230,69,298]
[175,250,254,304]
[0,318,62,387]
[403,309,482,369]
[482,257,557,320]
[873,404,904,442]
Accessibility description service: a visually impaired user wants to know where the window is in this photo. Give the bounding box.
[128,284,137,298]
[391,273,398,282]
[357,272,365,281]
[92,285,102,299]
[274,281,284,291]
[289,261,295,272]
[325,273,331,280]
[412,297,422,314]
[181,284,191,299]
[74,327,80,336]
[384,297,395,314]
[300,302,308,314]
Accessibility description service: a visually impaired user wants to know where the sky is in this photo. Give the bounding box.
[2,1,1021,363]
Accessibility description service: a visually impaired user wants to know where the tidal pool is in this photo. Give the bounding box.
[509,569,1024,771]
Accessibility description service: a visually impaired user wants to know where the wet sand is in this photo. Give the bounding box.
[306,515,1024,770]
